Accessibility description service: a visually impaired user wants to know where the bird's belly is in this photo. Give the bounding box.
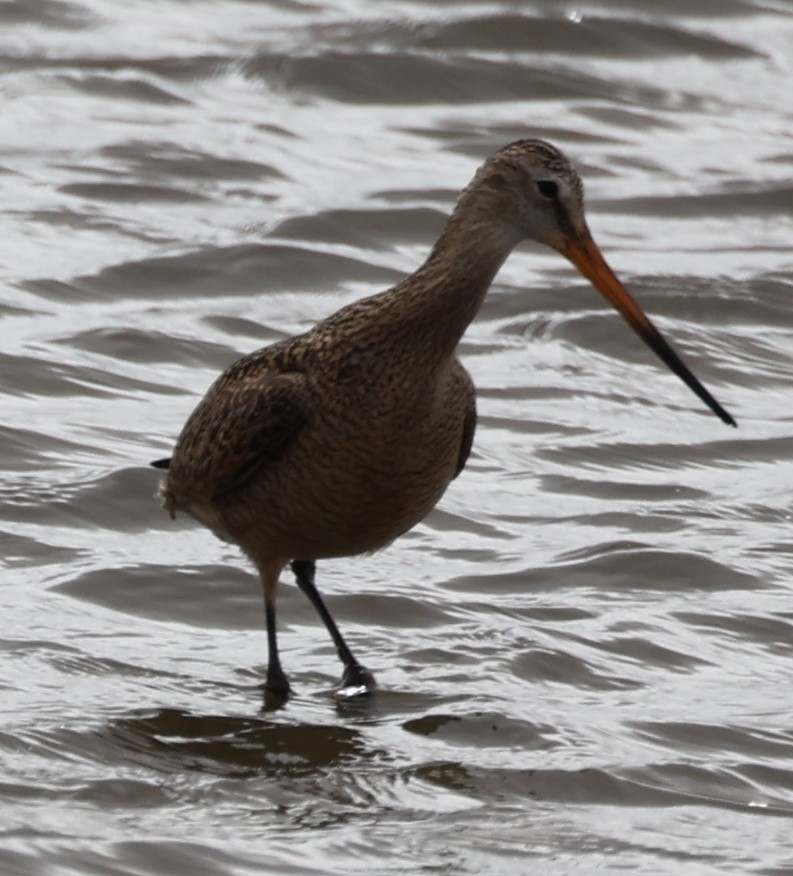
[217,421,460,562]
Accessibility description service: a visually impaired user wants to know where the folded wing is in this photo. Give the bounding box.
[162,370,309,510]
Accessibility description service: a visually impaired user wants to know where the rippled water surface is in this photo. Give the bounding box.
[2,1,793,873]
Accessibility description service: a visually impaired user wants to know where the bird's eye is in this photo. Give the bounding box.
[536,179,558,200]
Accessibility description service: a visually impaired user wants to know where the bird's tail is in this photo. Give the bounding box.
[150,457,176,519]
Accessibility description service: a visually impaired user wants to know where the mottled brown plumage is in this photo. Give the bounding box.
[155,139,734,700]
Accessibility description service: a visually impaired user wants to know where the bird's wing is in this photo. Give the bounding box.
[452,363,477,479]
[165,369,308,503]
[454,395,477,479]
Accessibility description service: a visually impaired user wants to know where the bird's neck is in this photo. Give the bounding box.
[380,198,522,361]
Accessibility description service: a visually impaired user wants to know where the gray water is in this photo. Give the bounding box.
[2,1,793,873]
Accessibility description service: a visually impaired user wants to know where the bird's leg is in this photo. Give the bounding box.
[291,559,375,692]
[264,595,290,697]
[260,564,290,699]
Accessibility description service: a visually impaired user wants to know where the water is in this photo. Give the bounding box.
[2,1,793,873]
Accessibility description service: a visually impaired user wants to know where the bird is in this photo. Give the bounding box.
[152,138,736,700]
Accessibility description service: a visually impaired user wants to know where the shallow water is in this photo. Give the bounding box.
[2,1,793,873]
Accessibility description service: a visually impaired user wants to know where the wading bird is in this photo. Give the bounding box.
[152,139,735,699]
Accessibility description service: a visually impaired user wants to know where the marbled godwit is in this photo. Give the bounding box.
[152,139,735,699]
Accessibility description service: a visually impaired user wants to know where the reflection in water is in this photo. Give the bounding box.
[99,709,371,777]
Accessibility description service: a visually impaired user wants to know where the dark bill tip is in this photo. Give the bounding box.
[562,238,736,427]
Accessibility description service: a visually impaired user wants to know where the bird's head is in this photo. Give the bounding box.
[480,138,590,251]
[462,138,736,427]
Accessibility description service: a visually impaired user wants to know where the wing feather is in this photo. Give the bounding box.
[164,369,308,506]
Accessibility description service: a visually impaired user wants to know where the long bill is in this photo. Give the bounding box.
[562,237,736,427]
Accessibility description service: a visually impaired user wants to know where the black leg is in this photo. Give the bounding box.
[291,560,375,692]
[264,594,290,698]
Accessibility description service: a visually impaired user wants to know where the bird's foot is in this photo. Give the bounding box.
[338,663,376,698]
[263,667,291,709]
